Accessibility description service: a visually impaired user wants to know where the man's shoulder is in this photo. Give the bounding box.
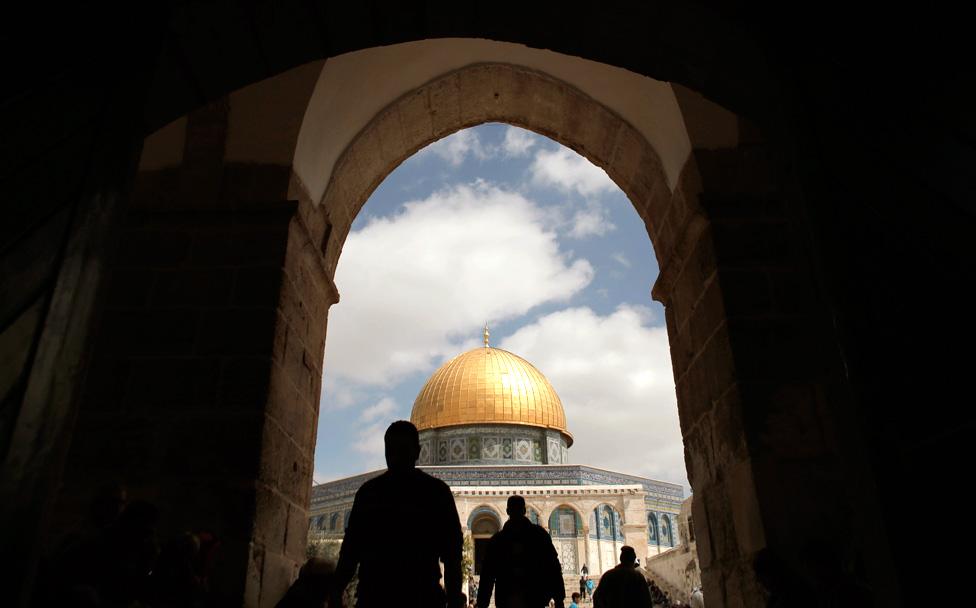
[529,522,555,544]
[357,471,391,493]
[409,468,455,501]
[358,468,448,489]
[601,565,629,581]
[413,467,449,486]
[618,565,647,583]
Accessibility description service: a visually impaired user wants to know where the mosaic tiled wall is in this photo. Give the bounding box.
[646,511,675,547]
[310,464,683,508]
[589,504,625,541]
[308,464,684,542]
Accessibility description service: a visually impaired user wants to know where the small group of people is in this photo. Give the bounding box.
[577,564,594,603]
[646,578,678,608]
[48,421,702,608]
[304,420,702,608]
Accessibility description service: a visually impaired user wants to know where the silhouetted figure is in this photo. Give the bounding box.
[151,532,205,608]
[277,558,335,608]
[331,421,463,608]
[103,500,160,606]
[476,495,564,608]
[592,546,652,608]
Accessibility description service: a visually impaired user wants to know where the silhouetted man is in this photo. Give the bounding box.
[477,495,564,608]
[331,421,463,608]
[592,546,652,608]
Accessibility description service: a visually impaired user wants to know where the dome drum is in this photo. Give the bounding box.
[418,424,570,466]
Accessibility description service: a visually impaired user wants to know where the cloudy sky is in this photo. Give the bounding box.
[314,124,688,492]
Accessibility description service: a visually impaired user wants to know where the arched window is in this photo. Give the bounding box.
[471,513,501,536]
[527,507,540,526]
[594,504,624,541]
[549,506,582,538]
[647,512,659,544]
[661,514,673,546]
[467,505,502,530]
[469,507,502,575]
[329,512,339,531]
[343,510,351,531]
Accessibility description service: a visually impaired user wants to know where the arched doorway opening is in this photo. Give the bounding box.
[468,507,502,575]
[32,36,881,607]
[549,505,584,574]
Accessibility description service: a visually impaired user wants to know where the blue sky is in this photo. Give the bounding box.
[314,124,688,491]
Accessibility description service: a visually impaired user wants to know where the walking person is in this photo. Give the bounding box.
[477,495,565,608]
[592,546,652,608]
[330,421,463,608]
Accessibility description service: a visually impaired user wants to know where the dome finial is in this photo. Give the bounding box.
[483,322,490,348]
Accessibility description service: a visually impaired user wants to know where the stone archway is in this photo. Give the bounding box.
[287,60,771,603]
[40,45,874,608]
[295,62,676,281]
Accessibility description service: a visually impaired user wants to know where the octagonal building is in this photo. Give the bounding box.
[309,329,685,589]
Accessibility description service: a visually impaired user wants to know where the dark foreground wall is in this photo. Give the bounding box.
[1,3,973,607]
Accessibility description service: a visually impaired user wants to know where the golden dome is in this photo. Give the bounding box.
[411,345,572,445]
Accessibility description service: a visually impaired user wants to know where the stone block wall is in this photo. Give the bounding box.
[47,99,338,608]
[650,142,855,605]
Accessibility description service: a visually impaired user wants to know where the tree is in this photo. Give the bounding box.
[462,533,474,585]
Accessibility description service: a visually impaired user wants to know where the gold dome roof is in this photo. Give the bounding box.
[411,345,572,445]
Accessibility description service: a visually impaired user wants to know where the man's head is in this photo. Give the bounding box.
[572,593,580,602]
[619,545,637,565]
[384,421,421,470]
[506,495,527,518]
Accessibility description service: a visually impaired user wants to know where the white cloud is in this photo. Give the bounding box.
[419,130,492,166]
[419,127,541,165]
[353,421,388,458]
[531,147,617,197]
[324,181,594,388]
[499,305,688,489]
[321,378,366,410]
[569,206,616,239]
[502,126,537,157]
[611,252,631,268]
[351,398,404,471]
[360,396,397,423]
